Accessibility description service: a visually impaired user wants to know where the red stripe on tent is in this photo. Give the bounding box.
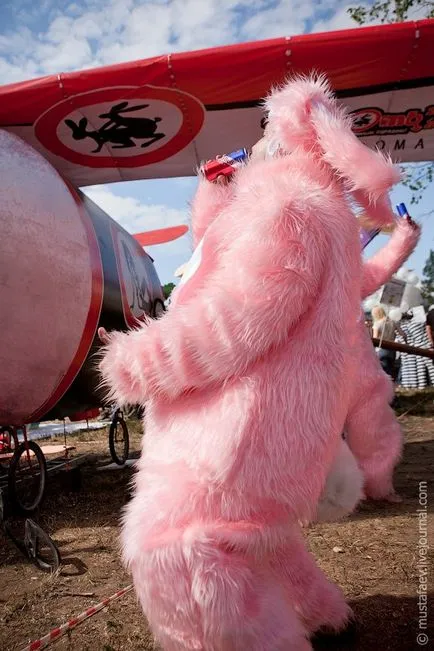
[1,21,432,123]
[0,20,433,185]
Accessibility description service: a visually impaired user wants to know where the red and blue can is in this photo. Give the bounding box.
[202,148,249,182]
[396,202,410,219]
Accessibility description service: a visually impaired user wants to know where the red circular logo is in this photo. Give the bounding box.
[34,86,205,168]
[351,108,382,134]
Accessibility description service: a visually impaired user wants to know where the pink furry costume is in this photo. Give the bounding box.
[346,220,420,500]
[186,147,419,516]
[100,76,400,650]
[316,219,420,522]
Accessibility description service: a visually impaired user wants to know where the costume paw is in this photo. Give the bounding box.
[366,488,403,504]
[99,328,150,406]
[311,616,358,642]
[301,581,353,635]
[383,491,403,504]
[363,475,398,502]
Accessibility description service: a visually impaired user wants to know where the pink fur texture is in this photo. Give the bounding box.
[188,170,418,512]
[190,179,235,248]
[361,220,420,299]
[265,74,401,227]
[99,75,400,650]
[345,219,420,499]
[318,219,420,514]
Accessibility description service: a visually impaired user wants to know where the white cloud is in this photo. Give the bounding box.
[311,6,357,33]
[312,3,377,33]
[0,0,362,85]
[239,1,306,40]
[82,184,193,282]
[83,184,190,233]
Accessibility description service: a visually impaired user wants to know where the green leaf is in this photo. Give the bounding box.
[162,282,176,299]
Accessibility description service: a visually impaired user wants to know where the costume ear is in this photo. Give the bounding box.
[265,74,401,227]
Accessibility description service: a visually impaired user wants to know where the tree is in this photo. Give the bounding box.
[348,0,434,204]
[421,250,434,301]
[162,282,176,299]
[348,0,434,24]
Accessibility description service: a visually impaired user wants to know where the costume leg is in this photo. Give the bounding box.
[131,530,312,651]
[346,351,402,499]
[271,527,352,635]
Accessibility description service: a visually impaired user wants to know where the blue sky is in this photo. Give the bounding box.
[1,0,433,284]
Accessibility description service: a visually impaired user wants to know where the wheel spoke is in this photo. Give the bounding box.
[8,442,46,514]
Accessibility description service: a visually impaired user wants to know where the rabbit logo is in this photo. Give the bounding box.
[34,85,205,169]
[64,102,166,153]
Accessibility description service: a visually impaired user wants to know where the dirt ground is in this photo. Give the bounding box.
[1,390,433,651]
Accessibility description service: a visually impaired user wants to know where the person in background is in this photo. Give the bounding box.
[397,310,434,388]
[426,304,434,348]
[364,315,373,338]
[371,305,406,378]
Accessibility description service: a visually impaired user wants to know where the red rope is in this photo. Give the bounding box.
[20,584,133,651]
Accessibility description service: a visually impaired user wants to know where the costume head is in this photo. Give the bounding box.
[261,74,400,228]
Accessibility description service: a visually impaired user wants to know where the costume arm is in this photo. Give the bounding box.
[190,177,233,248]
[361,219,420,299]
[99,198,326,405]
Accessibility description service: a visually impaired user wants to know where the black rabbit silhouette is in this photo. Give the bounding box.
[65,117,136,153]
[99,102,164,147]
[64,102,165,154]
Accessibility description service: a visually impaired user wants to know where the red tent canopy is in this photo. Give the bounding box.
[0,19,432,186]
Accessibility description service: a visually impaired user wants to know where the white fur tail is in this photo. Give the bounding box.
[315,438,364,523]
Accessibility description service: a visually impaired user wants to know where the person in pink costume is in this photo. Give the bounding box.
[182,160,420,518]
[99,75,400,650]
